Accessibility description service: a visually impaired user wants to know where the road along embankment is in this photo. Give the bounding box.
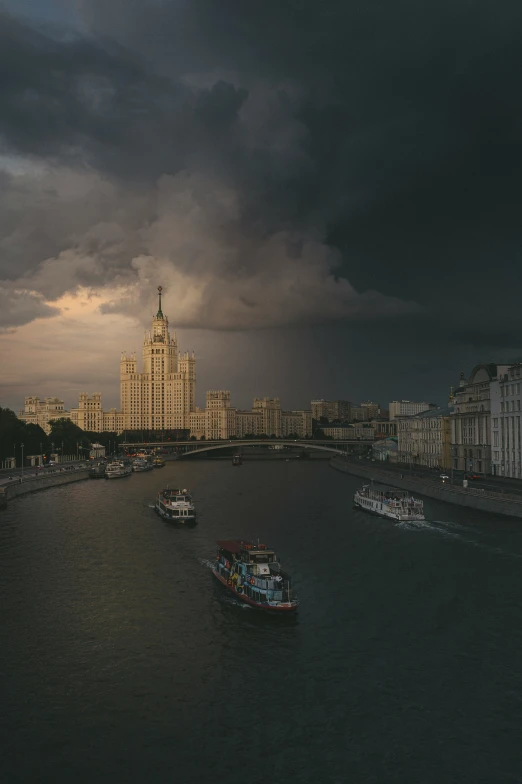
[330,458,522,520]
[0,469,90,509]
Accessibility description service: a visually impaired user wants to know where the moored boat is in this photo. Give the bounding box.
[354,483,425,521]
[105,460,132,479]
[133,458,153,472]
[155,488,196,523]
[153,457,166,468]
[212,539,298,612]
[88,463,106,479]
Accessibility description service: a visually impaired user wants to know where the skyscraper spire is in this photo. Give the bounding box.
[157,285,164,318]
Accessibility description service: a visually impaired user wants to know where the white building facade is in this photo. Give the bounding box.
[451,363,510,475]
[18,396,71,434]
[490,363,522,478]
[389,400,435,420]
[119,287,196,432]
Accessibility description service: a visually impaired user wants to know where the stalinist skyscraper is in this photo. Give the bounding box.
[119,287,196,431]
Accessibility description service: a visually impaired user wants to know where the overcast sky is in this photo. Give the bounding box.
[1,1,521,413]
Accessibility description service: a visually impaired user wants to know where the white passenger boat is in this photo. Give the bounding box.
[354,484,425,521]
[132,458,152,472]
[155,488,196,523]
[105,461,132,479]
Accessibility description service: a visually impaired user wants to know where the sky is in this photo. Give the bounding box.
[1,1,522,413]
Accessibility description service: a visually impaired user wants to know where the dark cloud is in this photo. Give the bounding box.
[0,1,521,405]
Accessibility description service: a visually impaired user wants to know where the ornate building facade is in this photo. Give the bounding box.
[119,287,196,432]
[18,396,70,434]
[451,363,510,474]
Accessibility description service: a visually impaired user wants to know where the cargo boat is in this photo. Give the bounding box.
[212,539,298,612]
[354,483,425,521]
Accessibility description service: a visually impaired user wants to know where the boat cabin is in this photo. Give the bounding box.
[160,488,192,503]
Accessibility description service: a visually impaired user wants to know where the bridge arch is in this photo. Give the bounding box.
[179,440,352,458]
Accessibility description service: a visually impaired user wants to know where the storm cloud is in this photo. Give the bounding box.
[1,1,522,404]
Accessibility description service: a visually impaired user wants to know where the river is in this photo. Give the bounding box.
[2,460,522,783]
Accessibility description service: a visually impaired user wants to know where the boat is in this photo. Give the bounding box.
[232,454,242,466]
[212,539,298,612]
[155,488,196,523]
[132,458,153,472]
[105,460,132,479]
[153,457,166,468]
[354,483,425,521]
[88,463,106,479]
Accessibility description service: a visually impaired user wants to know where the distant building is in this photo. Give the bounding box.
[397,407,453,470]
[18,396,71,435]
[311,399,352,422]
[361,401,380,419]
[120,287,196,432]
[204,391,237,440]
[253,397,282,436]
[372,437,398,462]
[451,363,510,475]
[369,419,397,439]
[489,363,522,478]
[89,443,106,459]
[389,400,436,420]
[320,424,375,440]
[281,410,312,438]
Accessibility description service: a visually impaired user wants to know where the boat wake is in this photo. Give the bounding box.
[400,519,522,559]
[200,558,216,570]
[219,594,252,610]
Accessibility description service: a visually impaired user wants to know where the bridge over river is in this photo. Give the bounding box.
[121,438,373,459]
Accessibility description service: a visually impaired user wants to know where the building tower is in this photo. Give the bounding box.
[120,286,196,432]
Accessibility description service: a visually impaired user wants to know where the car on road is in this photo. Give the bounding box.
[465,473,481,480]
[440,474,449,480]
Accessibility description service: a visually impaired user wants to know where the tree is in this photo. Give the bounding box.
[48,418,88,455]
[0,407,50,465]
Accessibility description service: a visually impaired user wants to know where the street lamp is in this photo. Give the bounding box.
[21,442,24,481]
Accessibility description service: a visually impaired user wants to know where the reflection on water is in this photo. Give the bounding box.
[2,461,522,783]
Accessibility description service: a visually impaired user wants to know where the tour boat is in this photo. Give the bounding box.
[133,458,153,472]
[105,461,132,479]
[232,454,242,466]
[354,483,425,521]
[153,457,166,468]
[155,488,196,523]
[212,539,298,612]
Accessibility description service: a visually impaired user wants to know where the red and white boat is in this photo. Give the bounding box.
[212,539,298,612]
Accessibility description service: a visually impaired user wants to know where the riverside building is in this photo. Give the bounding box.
[490,362,522,478]
[389,400,436,420]
[451,363,510,475]
[119,287,196,432]
[18,396,70,434]
[396,407,453,470]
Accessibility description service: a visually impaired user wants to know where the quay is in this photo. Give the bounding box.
[0,466,90,509]
[330,457,522,520]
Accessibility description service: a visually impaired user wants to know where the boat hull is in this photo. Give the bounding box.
[354,497,425,522]
[212,569,297,612]
[155,503,196,524]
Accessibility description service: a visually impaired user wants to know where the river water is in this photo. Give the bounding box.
[2,460,522,783]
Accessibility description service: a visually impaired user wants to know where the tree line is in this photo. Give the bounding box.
[0,407,119,466]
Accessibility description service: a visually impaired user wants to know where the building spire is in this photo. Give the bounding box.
[156,285,164,318]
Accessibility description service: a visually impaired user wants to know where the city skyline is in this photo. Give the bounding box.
[2,2,522,413]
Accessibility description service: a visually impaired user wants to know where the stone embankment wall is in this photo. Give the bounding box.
[330,458,522,520]
[0,469,90,508]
